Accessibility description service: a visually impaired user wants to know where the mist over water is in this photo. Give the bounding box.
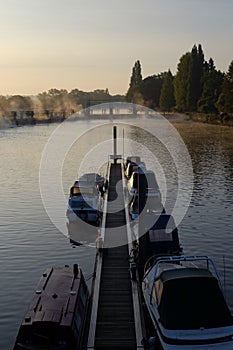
[0,119,233,349]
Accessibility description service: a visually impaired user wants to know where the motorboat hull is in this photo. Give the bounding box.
[142,256,233,350]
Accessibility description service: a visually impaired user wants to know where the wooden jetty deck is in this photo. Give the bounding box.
[87,163,144,349]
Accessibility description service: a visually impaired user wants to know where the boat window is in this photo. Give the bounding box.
[155,279,163,303]
[72,187,81,195]
[79,284,87,307]
[75,313,82,332]
[158,277,233,330]
[70,199,92,209]
[149,229,173,242]
[130,157,137,163]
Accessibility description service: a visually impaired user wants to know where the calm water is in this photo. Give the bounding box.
[0,118,233,349]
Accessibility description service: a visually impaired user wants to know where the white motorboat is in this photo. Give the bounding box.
[142,255,233,350]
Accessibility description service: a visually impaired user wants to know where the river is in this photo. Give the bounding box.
[0,116,233,349]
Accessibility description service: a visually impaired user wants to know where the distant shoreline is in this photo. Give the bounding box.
[1,111,233,130]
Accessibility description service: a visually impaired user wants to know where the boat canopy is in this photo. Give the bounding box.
[156,270,233,330]
[144,214,180,247]
[144,214,176,232]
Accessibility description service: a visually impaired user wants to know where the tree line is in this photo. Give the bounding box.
[126,44,233,116]
[1,44,233,127]
[0,88,125,125]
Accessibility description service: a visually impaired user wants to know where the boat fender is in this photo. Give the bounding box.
[130,262,137,280]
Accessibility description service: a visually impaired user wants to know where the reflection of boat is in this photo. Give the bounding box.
[13,265,89,350]
[67,220,100,246]
[142,255,233,350]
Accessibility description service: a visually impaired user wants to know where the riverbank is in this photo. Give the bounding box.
[184,112,233,126]
[163,111,233,127]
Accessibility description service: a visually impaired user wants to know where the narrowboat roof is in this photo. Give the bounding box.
[22,266,85,328]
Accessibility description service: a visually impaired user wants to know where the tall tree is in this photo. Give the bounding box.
[216,61,233,113]
[126,60,143,103]
[197,58,224,113]
[186,44,204,111]
[173,52,191,111]
[139,74,164,108]
[159,70,175,112]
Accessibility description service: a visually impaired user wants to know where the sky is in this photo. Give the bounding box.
[0,0,233,96]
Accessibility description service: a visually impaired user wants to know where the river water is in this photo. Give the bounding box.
[0,117,233,349]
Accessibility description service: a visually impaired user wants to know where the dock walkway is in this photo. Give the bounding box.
[87,163,143,349]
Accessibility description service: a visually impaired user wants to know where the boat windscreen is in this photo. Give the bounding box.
[70,198,92,209]
[158,277,233,330]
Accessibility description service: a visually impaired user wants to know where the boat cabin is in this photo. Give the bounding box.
[79,173,106,195]
[128,170,160,199]
[140,214,181,263]
[70,172,106,197]
[125,161,146,180]
[13,265,89,350]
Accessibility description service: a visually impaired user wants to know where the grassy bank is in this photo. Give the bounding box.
[186,112,233,126]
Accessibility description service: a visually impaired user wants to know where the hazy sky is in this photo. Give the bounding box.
[0,0,233,95]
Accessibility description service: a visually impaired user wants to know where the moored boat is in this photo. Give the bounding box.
[142,255,233,350]
[124,155,141,170]
[13,265,89,350]
[67,174,103,225]
[139,214,182,264]
[127,169,161,200]
[69,173,106,197]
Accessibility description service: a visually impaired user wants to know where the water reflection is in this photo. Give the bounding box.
[0,120,233,349]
